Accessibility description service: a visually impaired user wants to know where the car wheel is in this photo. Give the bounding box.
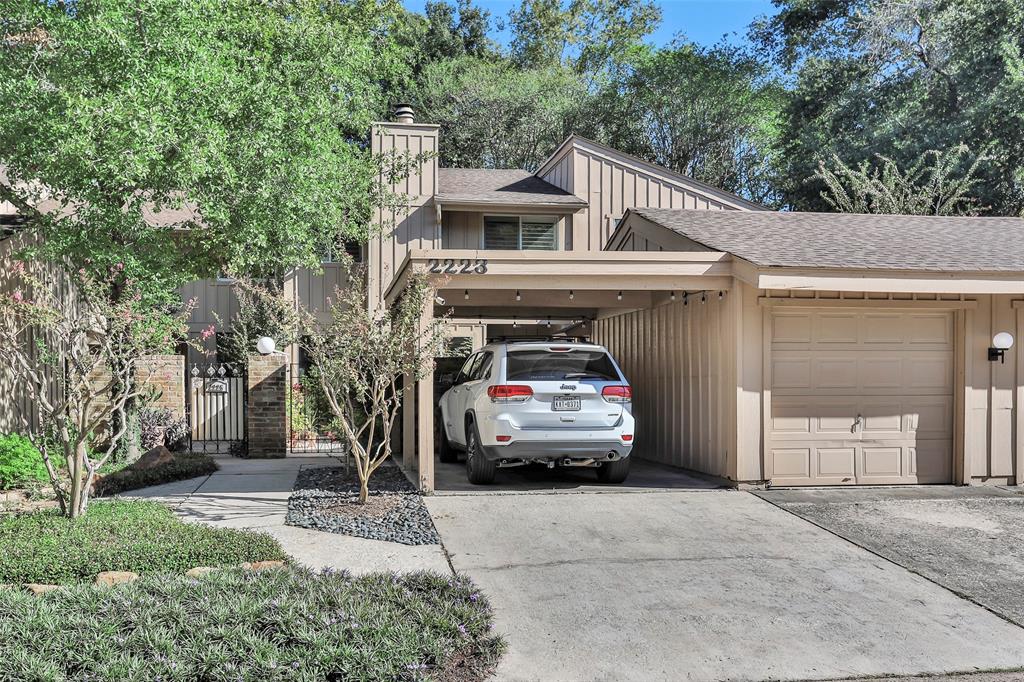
[597,457,630,484]
[437,417,459,463]
[465,420,496,485]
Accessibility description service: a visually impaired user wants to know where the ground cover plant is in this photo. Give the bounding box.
[93,453,218,498]
[0,433,48,490]
[0,500,286,585]
[0,567,504,681]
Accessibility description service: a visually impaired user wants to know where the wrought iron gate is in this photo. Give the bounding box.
[186,361,247,455]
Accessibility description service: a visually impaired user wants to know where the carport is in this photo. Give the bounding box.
[383,248,732,492]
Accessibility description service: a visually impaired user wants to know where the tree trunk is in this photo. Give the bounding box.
[358,476,369,504]
[68,442,90,519]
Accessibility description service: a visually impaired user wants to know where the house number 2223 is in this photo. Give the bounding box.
[427,258,488,274]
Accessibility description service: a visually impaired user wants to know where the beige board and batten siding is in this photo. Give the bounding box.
[592,294,736,478]
[369,122,439,308]
[538,137,759,253]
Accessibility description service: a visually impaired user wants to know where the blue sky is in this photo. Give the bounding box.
[400,0,778,48]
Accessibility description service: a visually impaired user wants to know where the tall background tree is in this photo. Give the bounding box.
[756,0,1024,215]
[1,0,406,297]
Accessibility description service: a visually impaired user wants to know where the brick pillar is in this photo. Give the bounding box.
[246,354,287,458]
[137,355,185,421]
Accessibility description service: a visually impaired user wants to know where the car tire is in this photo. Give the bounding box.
[438,421,459,463]
[465,420,496,485]
[597,457,630,484]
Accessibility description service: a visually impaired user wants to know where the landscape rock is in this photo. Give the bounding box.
[185,566,217,578]
[24,583,61,595]
[239,560,286,571]
[134,445,176,470]
[94,571,139,587]
[286,463,440,546]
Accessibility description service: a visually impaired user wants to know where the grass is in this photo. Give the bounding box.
[0,500,287,585]
[93,452,218,497]
[0,567,505,681]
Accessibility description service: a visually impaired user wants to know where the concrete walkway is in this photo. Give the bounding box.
[124,456,451,575]
[426,489,1024,682]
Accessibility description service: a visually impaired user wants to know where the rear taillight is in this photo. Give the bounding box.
[488,385,533,403]
[602,385,632,403]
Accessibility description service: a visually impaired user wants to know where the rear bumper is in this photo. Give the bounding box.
[479,440,632,463]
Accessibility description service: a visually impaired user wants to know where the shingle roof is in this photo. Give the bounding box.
[437,168,587,208]
[629,208,1024,272]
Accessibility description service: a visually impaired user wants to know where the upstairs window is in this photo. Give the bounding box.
[484,216,557,250]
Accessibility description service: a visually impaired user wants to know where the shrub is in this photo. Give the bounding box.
[138,408,190,451]
[0,434,49,490]
[0,568,504,681]
[93,453,218,497]
[0,500,287,584]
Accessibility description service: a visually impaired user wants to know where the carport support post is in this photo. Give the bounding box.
[416,298,435,493]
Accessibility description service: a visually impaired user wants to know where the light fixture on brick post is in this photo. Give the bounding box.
[256,336,276,355]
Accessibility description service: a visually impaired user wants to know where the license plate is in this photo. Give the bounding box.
[552,395,581,411]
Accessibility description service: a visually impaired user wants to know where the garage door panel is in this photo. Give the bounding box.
[860,446,904,479]
[771,351,952,395]
[769,309,954,486]
[817,447,856,478]
[815,313,860,343]
[912,441,953,483]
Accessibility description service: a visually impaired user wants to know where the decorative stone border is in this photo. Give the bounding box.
[8,560,287,595]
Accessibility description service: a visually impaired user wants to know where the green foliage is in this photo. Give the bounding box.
[508,0,662,79]
[814,145,988,215]
[0,0,406,298]
[760,0,1024,215]
[0,500,285,585]
[216,276,301,365]
[93,454,218,497]
[0,568,504,681]
[412,56,588,170]
[0,434,48,490]
[595,41,785,206]
[303,263,448,501]
[137,407,190,451]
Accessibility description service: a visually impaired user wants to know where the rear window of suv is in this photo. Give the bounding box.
[506,349,620,381]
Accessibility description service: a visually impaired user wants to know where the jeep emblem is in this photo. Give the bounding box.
[560,384,577,391]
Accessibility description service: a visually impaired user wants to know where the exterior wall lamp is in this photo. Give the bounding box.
[989,332,1014,363]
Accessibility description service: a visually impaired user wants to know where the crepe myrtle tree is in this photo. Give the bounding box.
[303,260,447,503]
[0,261,194,518]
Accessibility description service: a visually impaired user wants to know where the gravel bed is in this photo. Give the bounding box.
[286,462,440,545]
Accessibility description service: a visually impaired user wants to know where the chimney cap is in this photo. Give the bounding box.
[393,104,415,123]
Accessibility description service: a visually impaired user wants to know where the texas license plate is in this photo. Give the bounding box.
[552,395,581,411]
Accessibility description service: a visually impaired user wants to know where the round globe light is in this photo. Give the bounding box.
[256,336,276,355]
[993,332,1015,350]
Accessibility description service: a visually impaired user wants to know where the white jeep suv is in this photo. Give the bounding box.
[437,340,635,485]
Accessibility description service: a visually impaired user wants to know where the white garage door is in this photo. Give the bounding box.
[768,309,954,486]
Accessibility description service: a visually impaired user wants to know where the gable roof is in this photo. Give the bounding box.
[624,208,1024,272]
[436,168,587,209]
[536,135,767,212]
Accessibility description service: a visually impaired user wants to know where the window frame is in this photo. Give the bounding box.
[482,214,560,251]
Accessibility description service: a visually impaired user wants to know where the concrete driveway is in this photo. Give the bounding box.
[757,486,1024,628]
[426,489,1024,682]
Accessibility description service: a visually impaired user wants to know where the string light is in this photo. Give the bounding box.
[569,290,575,300]
[701,292,707,304]
[515,290,521,302]
[670,291,676,301]
[683,293,688,306]
[617,291,623,301]
[464,290,469,300]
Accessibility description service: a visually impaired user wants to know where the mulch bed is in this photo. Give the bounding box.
[285,461,440,545]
